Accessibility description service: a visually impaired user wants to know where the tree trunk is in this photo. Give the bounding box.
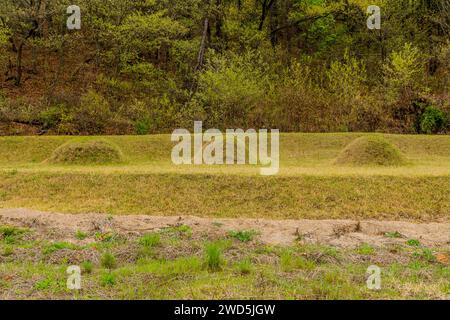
[195,18,209,71]
[259,0,276,31]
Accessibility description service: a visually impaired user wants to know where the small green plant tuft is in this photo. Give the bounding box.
[162,225,193,239]
[228,230,258,242]
[204,242,223,272]
[81,260,94,274]
[280,251,316,272]
[236,259,253,275]
[412,248,436,263]
[357,243,375,255]
[43,242,79,254]
[384,231,404,239]
[0,225,25,238]
[101,252,117,269]
[139,233,160,248]
[2,245,14,256]
[100,272,116,286]
[0,225,27,244]
[94,232,117,243]
[35,278,53,290]
[406,239,421,247]
[75,230,88,240]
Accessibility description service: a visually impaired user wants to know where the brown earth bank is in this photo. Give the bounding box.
[0,208,448,249]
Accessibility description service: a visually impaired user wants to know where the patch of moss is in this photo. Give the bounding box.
[334,136,406,166]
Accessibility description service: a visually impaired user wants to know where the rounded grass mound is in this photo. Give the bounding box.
[48,140,124,165]
[334,136,406,166]
[190,141,251,164]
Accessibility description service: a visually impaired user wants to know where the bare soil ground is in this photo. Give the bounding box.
[1,208,448,249]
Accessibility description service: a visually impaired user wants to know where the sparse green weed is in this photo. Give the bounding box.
[228,230,258,242]
[75,230,88,240]
[384,231,403,238]
[42,242,79,254]
[407,239,421,247]
[280,251,316,272]
[357,243,375,255]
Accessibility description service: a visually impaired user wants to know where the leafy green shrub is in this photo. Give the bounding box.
[74,90,112,134]
[420,106,446,134]
[135,118,152,135]
[326,53,367,103]
[383,43,426,102]
[38,105,74,133]
[189,52,269,129]
[271,59,384,133]
[132,95,181,133]
[271,65,331,132]
[38,106,62,129]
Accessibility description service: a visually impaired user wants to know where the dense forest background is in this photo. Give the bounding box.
[0,0,448,135]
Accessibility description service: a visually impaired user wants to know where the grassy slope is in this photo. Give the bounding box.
[0,133,449,221]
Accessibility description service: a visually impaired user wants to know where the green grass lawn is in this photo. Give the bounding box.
[0,133,448,221]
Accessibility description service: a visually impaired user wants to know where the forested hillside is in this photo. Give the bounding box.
[0,0,448,135]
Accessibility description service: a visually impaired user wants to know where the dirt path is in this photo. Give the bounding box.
[0,208,449,248]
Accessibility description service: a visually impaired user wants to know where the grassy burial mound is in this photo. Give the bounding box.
[47,140,124,165]
[334,136,407,166]
[189,140,253,165]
